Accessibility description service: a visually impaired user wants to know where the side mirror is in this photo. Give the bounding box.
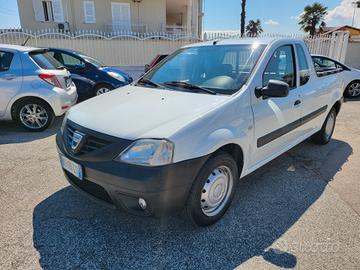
[255,80,289,98]
[144,64,150,73]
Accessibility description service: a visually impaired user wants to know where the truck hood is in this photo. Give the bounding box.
[67,85,229,139]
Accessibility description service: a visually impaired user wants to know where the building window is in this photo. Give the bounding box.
[83,1,96,23]
[42,1,54,22]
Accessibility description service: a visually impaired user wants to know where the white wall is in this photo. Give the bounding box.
[345,42,360,69]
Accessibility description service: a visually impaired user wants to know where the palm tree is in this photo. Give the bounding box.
[240,0,246,37]
[299,2,328,36]
[246,19,263,37]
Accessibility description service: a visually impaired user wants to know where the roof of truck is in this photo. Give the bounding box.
[183,37,304,48]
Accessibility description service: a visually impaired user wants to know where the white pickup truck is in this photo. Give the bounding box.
[56,38,343,226]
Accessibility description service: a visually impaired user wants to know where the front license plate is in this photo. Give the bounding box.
[60,154,83,180]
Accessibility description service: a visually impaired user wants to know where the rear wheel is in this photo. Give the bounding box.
[15,98,54,132]
[345,81,360,98]
[311,108,336,145]
[94,84,114,96]
[186,152,239,226]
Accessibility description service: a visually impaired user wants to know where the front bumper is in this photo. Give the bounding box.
[56,123,208,216]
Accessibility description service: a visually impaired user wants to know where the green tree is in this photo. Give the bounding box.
[246,19,263,37]
[299,2,328,36]
[241,0,246,37]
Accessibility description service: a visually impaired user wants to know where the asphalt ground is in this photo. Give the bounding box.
[0,99,359,269]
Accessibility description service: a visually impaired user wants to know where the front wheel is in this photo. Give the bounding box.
[311,108,336,145]
[186,152,239,226]
[345,81,360,98]
[94,84,114,96]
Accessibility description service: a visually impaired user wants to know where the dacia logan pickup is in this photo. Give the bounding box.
[56,38,343,226]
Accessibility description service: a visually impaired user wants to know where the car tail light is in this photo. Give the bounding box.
[39,73,63,89]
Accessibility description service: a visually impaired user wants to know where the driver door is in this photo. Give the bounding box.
[250,44,303,168]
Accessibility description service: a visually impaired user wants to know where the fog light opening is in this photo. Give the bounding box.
[138,198,147,210]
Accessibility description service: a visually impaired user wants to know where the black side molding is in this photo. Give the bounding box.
[257,105,328,148]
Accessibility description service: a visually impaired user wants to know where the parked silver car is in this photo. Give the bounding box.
[0,44,77,131]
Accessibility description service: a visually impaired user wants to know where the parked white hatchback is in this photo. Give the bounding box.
[312,54,360,98]
[57,38,343,226]
[0,44,77,131]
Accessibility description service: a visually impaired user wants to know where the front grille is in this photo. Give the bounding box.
[66,171,113,205]
[66,124,112,155]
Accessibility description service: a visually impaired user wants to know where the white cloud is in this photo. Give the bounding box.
[326,0,360,27]
[265,19,279,25]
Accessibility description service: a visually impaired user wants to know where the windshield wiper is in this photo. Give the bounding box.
[163,81,217,95]
[137,78,163,88]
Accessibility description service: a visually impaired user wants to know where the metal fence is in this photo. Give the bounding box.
[0,29,200,66]
[0,28,349,66]
[204,31,350,62]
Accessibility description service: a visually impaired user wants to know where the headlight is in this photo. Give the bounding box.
[60,111,69,134]
[107,71,125,82]
[114,139,174,166]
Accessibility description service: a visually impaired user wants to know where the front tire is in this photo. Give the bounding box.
[94,84,114,96]
[186,152,239,226]
[311,108,336,145]
[15,98,54,132]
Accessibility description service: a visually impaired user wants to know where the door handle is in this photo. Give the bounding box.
[1,74,16,80]
[294,100,301,106]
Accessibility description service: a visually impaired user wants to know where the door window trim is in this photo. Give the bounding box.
[294,43,311,87]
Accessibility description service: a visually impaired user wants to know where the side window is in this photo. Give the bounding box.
[295,44,310,86]
[42,1,54,22]
[0,51,14,72]
[263,45,296,88]
[61,53,85,68]
[312,57,336,70]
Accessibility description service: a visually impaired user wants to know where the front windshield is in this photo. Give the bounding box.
[80,54,106,67]
[142,44,266,95]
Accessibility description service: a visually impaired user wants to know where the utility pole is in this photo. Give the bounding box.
[240,0,246,37]
[352,1,360,27]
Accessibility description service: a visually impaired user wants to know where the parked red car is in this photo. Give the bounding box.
[144,54,168,72]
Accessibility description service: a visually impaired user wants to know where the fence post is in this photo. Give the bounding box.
[340,32,349,63]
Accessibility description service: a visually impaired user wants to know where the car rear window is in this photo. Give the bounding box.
[29,51,63,70]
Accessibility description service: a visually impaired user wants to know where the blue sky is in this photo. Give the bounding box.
[0,0,359,33]
[204,0,359,33]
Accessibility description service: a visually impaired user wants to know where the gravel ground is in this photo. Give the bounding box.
[0,100,360,270]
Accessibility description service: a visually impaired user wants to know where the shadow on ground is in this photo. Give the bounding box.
[344,97,360,102]
[32,139,352,269]
[0,118,62,144]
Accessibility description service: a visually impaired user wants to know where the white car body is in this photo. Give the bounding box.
[0,44,77,121]
[66,38,342,177]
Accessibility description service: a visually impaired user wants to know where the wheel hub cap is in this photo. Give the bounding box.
[96,88,110,95]
[201,166,233,217]
[19,104,48,129]
[349,83,360,97]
